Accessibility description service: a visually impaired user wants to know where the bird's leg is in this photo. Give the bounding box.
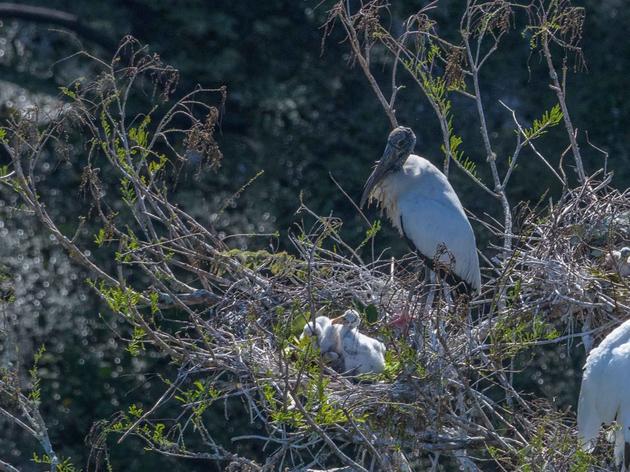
[422,266,436,318]
[429,452,440,472]
[425,270,441,353]
[441,279,454,308]
[388,259,431,330]
[438,279,453,345]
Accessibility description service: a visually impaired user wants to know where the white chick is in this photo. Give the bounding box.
[605,247,630,277]
[300,316,341,364]
[330,309,386,375]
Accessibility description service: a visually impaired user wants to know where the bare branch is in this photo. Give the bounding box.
[0,2,116,50]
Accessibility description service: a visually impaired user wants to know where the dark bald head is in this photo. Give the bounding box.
[360,126,416,208]
[387,126,416,154]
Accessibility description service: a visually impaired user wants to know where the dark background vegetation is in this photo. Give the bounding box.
[0,0,627,469]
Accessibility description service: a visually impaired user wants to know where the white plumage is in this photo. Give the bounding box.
[300,316,341,364]
[331,309,386,375]
[605,247,630,277]
[577,318,630,470]
[361,126,481,291]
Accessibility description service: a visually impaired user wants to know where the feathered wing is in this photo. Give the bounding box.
[300,316,330,340]
[398,192,481,290]
[577,322,630,461]
[339,331,385,374]
[610,343,630,470]
[320,324,342,355]
[368,154,481,290]
[577,369,603,452]
[341,331,360,356]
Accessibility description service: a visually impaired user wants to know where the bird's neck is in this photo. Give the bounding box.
[342,326,358,336]
[371,173,406,235]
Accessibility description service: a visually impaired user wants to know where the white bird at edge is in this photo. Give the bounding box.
[578,318,630,471]
[605,247,630,277]
[330,309,386,375]
[360,126,481,292]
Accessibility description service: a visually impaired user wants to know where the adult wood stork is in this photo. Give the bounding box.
[360,126,481,292]
[577,318,630,470]
[331,309,386,375]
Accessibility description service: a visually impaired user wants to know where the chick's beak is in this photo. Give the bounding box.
[331,316,345,325]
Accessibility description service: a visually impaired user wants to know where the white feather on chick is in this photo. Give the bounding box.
[299,316,341,364]
[331,309,386,375]
[605,247,630,277]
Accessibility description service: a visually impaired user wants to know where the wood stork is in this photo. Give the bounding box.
[330,309,386,375]
[300,316,341,364]
[577,318,630,470]
[605,247,630,277]
[360,126,481,292]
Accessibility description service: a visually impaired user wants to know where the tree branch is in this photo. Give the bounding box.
[0,3,116,50]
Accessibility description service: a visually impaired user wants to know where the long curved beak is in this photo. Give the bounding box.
[360,142,397,209]
[331,316,345,325]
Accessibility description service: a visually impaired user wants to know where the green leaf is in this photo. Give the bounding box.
[59,86,77,100]
[523,104,563,140]
[365,304,378,324]
[352,298,366,312]
[94,228,106,247]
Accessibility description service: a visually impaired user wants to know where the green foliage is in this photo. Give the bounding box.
[3,1,627,469]
[569,449,596,472]
[28,345,46,402]
[94,228,107,247]
[108,405,177,450]
[59,86,77,100]
[128,403,143,418]
[175,379,221,418]
[515,423,595,472]
[97,281,141,316]
[421,74,451,116]
[442,132,478,178]
[100,110,112,139]
[523,104,563,140]
[364,304,378,324]
[223,248,301,278]
[376,340,427,381]
[357,219,381,251]
[119,177,137,206]
[490,315,560,357]
[148,153,168,175]
[113,228,140,263]
[287,309,310,341]
[0,265,15,303]
[402,55,480,181]
[265,374,357,429]
[149,291,160,315]
[128,114,151,150]
[352,299,379,325]
[151,422,166,444]
[126,326,146,356]
[32,453,80,472]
